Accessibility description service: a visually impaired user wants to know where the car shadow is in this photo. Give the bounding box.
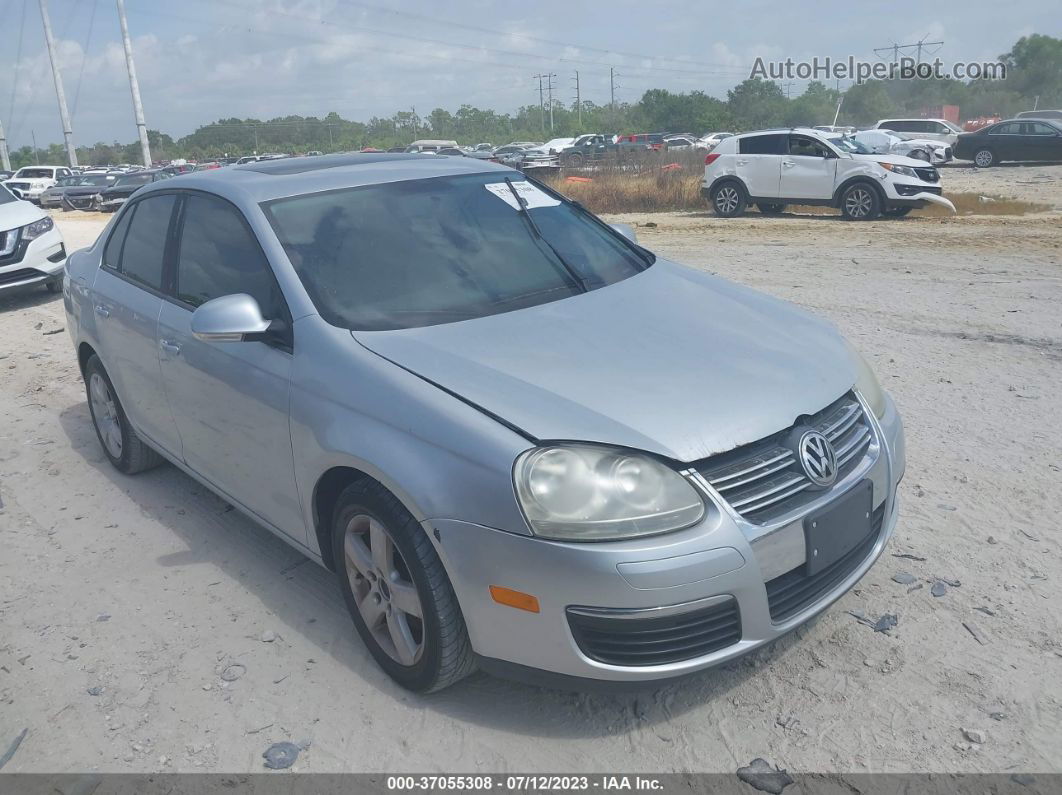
[57,402,796,738]
[0,284,61,312]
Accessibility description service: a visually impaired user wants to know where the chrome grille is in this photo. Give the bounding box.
[696,393,873,524]
[914,166,939,183]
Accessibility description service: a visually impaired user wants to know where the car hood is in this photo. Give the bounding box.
[0,200,45,233]
[850,152,934,167]
[352,260,859,462]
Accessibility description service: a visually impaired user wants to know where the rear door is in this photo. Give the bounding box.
[156,192,302,540]
[988,122,1022,160]
[90,194,182,455]
[779,135,836,200]
[736,134,785,198]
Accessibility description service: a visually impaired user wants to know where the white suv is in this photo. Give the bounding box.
[702,129,955,220]
[2,165,73,203]
[872,118,961,146]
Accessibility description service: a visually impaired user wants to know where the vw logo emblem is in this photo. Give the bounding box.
[798,430,837,487]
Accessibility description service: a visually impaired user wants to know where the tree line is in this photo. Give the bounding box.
[7,34,1059,168]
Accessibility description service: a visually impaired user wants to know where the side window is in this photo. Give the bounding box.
[1025,122,1055,136]
[175,194,282,317]
[991,123,1019,135]
[120,194,176,291]
[102,206,136,271]
[739,134,787,155]
[789,136,830,157]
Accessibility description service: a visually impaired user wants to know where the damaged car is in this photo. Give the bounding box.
[65,153,904,692]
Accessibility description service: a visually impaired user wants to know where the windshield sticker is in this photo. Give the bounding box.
[484,181,561,210]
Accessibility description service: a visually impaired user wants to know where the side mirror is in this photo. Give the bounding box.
[191,293,271,342]
[610,223,638,243]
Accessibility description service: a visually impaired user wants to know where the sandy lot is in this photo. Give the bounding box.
[1,166,1060,775]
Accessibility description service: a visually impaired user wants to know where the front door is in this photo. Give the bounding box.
[90,194,182,455]
[156,193,302,541]
[779,135,837,200]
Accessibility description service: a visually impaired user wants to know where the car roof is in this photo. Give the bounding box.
[132,152,507,205]
[734,127,824,138]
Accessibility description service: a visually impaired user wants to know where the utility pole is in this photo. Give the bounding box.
[117,0,151,166]
[533,74,546,133]
[874,37,943,65]
[782,81,795,99]
[39,0,78,166]
[32,130,40,164]
[572,71,581,127]
[411,106,418,137]
[545,73,556,133]
[0,118,10,171]
[610,68,617,111]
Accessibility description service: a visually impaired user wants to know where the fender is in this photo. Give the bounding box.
[703,174,749,197]
[832,174,886,208]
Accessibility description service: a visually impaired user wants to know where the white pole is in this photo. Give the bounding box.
[39,0,78,167]
[0,118,11,171]
[117,0,151,166]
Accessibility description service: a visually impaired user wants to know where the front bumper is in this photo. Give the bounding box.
[0,225,67,292]
[430,393,905,684]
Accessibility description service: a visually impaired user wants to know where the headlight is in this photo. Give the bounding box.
[878,162,918,178]
[848,343,887,418]
[22,215,54,241]
[514,444,705,541]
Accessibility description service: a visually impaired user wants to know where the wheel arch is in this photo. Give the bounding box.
[78,341,98,376]
[832,176,885,208]
[707,174,749,197]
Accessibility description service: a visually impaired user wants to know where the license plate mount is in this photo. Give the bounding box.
[803,480,873,576]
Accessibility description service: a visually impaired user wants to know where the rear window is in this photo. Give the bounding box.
[739,134,787,155]
[263,173,651,331]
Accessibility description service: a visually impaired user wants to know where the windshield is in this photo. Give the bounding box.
[834,136,873,154]
[263,173,652,331]
[16,168,54,179]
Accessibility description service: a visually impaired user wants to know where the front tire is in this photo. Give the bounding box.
[840,182,882,221]
[84,354,163,474]
[710,182,747,217]
[333,481,476,693]
[973,148,995,168]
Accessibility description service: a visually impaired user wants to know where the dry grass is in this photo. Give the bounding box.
[538,154,1049,217]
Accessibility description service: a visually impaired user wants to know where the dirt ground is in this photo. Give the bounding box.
[1,164,1060,775]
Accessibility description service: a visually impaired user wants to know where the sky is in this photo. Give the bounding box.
[0,0,1053,149]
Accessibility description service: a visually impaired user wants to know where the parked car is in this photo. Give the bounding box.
[405,139,459,153]
[97,168,173,211]
[558,134,620,166]
[1015,109,1062,121]
[954,118,1062,167]
[703,128,955,220]
[616,133,665,151]
[0,170,14,182]
[698,132,734,150]
[664,135,698,151]
[3,165,74,203]
[39,172,120,210]
[871,118,961,146]
[0,183,67,294]
[837,130,951,165]
[64,153,904,691]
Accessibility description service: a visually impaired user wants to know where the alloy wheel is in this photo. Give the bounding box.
[974,150,993,167]
[844,188,873,218]
[715,186,740,214]
[89,373,123,459]
[343,514,425,666]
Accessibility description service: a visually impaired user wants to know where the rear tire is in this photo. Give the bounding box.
[839,182,882,221]
[566,152,585,167]
[710,182,747,218]
[756,203,786,215]
[84,354,163,474]
[332,480,476,693]
[45,277,62,293]
[973,148,995,168]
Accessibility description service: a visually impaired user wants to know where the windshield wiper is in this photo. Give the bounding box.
[504,178,589,293]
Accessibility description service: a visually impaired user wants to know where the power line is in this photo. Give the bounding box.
[72,0,99,120]
[874,37,944,64]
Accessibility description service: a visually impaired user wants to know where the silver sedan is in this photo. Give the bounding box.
[64,154,904,691]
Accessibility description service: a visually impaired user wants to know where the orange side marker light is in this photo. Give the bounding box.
[489,585,540,613]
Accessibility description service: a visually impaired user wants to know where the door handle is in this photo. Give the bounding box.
[735,159,749,166]
[94,305,111,318]
[782,160,796,168]
[159,339,182,356]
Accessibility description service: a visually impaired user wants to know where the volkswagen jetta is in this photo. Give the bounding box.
[64,154,904,691]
